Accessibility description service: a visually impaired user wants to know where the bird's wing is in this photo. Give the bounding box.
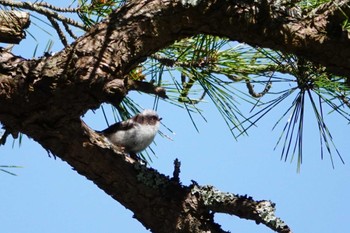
[100,119,135,135]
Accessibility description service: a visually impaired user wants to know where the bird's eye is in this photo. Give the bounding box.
[149,115,160,122]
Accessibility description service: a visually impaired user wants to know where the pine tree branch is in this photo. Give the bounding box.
[46,16,68,46]
[0,0,86,45]
[0,0,86,30]
[2,0,350,232]
[125,79,168,99]
[192,185,292,233]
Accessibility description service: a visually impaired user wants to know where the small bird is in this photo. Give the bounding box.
[99,109,161,160]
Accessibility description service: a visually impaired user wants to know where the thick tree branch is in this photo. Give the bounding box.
[20,119,230,232]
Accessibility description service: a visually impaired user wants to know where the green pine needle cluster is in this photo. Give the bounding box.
[134,36,350,168]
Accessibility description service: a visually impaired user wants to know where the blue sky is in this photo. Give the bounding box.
[1,1,350,233]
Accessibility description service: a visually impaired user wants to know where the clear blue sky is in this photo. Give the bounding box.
[1,1,350,233]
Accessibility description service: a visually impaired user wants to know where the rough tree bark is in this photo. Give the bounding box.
[0,10,30,43]
[1,0,350,232]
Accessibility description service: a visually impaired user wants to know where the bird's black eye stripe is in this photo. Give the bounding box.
[150,115,160,121]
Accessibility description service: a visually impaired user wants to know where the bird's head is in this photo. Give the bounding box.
[133,109,162,126]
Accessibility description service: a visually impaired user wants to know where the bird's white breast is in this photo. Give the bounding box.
[107,122,159,153]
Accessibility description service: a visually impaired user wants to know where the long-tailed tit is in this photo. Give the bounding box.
[99,109,161,160]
